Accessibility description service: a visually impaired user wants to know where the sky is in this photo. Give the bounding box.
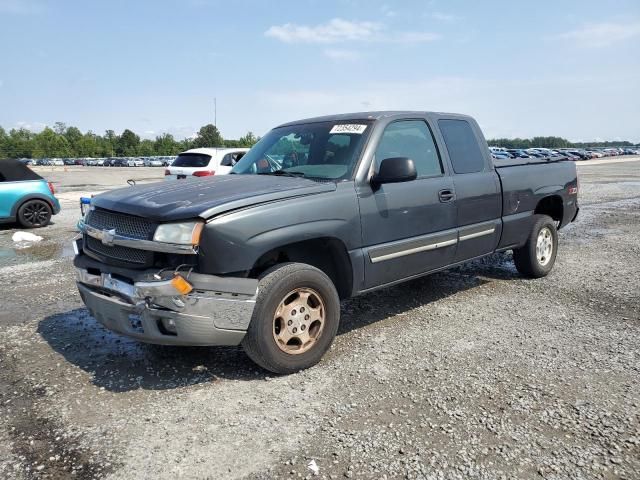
[0,0,639,142]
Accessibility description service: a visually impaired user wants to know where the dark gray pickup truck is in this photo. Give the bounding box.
[74,111,579,373]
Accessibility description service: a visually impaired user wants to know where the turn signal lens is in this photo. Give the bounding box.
[171,275,193,295]
[193,171,214,177]
[191,222,204,245]
[48,182,55,194]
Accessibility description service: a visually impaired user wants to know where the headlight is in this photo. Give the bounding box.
[153,221,204,245]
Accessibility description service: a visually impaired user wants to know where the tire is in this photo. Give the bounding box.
[242,263,340,374]
[513,214,558,278]
[17,199,52,228]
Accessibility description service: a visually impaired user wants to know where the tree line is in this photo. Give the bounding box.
[487,136,637,149]
[0,122,260,159]
[1,124,636,159]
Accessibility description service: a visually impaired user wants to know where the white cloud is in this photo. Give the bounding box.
[394,32,440,43]
[265,18,382,44]
[558,21,640,48]
[380,5,396,17]
[265,18,440,45]
[14,121,46,132]
[430,12,457,22]
[323,49,362,61]
[0,0,43,15]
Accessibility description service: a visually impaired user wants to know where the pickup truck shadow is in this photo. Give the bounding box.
[37,253,518,392]
[339,252,517,335]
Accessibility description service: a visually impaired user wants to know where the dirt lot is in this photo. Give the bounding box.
[0,159,639,479]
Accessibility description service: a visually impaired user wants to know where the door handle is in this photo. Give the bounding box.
[438,189,455,203]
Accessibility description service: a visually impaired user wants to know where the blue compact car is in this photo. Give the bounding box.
[0,159,61,228]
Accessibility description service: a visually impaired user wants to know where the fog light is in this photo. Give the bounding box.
[162,318,177,334]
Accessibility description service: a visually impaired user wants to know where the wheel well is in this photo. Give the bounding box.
[12,195,54,218]
[250,237,353,299]
[534,195,563,223]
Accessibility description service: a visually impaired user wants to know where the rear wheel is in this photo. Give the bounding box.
[17,199,52,228]
[513,214,558,278]
[242,263,340,374]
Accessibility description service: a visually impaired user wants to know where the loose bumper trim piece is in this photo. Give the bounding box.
[76,267,258,346]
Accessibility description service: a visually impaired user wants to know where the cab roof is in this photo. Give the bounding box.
[276,110,474,128]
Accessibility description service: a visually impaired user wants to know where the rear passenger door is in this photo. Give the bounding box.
[358,119,457,289]
[437,119,502,262]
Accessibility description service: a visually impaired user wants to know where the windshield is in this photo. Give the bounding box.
[172,153,212,168]
[231,121,373,180]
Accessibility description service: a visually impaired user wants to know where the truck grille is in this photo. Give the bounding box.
[84,208,156,266]
[85,236,150,265]
[86,209,155,240]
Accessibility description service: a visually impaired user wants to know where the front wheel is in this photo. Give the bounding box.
[513,214,558,278]
[242,263,340,374]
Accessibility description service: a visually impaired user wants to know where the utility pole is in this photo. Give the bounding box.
[214,98,217,127]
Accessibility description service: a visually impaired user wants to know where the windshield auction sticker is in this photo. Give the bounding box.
[330,124,368,134]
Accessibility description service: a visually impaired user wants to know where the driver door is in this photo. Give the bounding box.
[357,119,458,289]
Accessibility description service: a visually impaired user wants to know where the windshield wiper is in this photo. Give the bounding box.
[259,170,306,178]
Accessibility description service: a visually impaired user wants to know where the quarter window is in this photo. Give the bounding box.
[375,120,442,177]
[438,119,485,174]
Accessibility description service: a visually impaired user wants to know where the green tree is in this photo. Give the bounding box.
[102,129,116,157]
[0,126,7,158]
[116,129,140,156]
[193,124,223,148]
[64,126,83,154]
[53,121,67,135]
[154,133,180,155]
[238,131,259,147]
[34,127,71,157]
[6,128,35,158]
[138,139,154,156]
[77,131,99,157]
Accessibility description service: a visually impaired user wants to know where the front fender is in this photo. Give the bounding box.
[197,183,361,275]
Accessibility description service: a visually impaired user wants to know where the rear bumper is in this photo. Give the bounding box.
[75,265,258,346]
[51,196,61,215]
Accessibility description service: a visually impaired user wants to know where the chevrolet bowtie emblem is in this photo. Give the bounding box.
[101,228,116,246]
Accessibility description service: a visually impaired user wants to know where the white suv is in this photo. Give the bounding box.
[164,147,249,180]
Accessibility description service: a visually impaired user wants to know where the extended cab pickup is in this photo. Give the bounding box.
[74,111,579,373]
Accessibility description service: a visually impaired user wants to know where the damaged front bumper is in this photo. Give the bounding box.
[75,263,258,346]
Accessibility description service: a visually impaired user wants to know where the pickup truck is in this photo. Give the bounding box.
[73,111,579,374]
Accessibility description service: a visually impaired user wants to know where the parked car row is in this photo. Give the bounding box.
[488,146,640,161]
[19,156,176,167]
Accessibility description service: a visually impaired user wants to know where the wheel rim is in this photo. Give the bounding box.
[23,202,49,226]
[536,227,553,266]
[272,287,326,355]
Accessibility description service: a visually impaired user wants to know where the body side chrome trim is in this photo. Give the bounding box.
[458,228,496,242]
[367,228,458,264]
[370,238,457,263]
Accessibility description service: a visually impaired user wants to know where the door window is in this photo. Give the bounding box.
[220,151,247,167]
[375,120,442,177]
[438,119,486,174]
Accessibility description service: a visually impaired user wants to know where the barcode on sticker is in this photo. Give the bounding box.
[330,124,367,134]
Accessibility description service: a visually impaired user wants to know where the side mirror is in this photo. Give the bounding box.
[371,157,417,187]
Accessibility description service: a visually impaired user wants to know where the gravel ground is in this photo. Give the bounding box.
[0,159,638,480]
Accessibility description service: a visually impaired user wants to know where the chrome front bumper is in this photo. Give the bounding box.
[76,267,258,346]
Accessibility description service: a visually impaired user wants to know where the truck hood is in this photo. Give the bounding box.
[91,175,336,221]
